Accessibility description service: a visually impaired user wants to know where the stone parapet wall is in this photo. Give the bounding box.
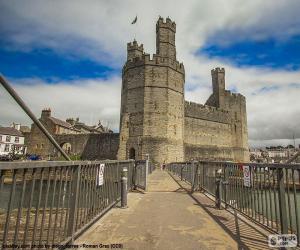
[184,101,231,124]
[123,54,185,75]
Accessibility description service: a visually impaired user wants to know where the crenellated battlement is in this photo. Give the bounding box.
[123,53,185,74]
[127,40,144,52]
[184,101,231,124]
[156,16,176,32]
[211,67,225,74]
[225,90,246,101]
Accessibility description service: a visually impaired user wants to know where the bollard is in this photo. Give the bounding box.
[145,154,149,191]
[121,167,128,208]
[215,169,222,209]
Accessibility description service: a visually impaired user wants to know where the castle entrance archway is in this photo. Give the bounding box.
[129,148,136,160]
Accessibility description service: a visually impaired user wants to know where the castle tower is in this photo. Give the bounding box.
[118,17,185,164]
[211,68,225,109]
[127,40,144,61]
[156,17,176,60]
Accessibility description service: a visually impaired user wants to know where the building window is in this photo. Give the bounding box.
[15,137,19,143]
[4,144,10,152]
[6,136,11,142]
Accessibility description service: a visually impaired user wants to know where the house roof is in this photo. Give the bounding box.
[48,117,73,129]
[0,127,23,137]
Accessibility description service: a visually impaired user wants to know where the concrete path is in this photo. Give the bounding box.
[75,170,270,250]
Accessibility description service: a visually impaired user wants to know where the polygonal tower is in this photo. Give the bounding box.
[118,17,185,164]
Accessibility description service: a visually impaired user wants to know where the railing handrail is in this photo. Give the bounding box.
[169,160,300,169]
[0,159,135,170]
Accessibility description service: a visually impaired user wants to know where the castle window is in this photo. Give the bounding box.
[36,144,39,149]
[234,124,237,133]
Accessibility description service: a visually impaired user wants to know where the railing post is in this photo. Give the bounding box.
[67,164,81,242]
[145,154,149,191]
[181,166,183,181]
[215,169,222,209]
[191,162,198,193]
[277,168,288,233]
[202,162,205,191]
[121,167,128,208]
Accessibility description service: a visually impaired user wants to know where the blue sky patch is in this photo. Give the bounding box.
[0,46,118,82]
[200,35,300,70]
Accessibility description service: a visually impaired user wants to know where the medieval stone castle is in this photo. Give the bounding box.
[25,17,248,164]
[118,17,249,164]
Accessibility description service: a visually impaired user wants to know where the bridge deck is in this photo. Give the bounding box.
[75,170,270,250]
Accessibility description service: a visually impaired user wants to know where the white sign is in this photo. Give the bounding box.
[268,234,297,248]
[243,165,251,187]
[97,164,105,186]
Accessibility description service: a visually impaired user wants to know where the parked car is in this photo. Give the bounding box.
[28,154,41,161]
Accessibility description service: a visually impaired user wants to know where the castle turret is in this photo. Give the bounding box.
[127,40,144,61]
[156,17,176,60]
[211,67,225,108]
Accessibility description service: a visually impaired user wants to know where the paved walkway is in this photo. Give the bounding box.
[75,170,270,250]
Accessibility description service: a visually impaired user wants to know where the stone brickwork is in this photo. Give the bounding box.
[118,17,249,164]
[27,109,119,160]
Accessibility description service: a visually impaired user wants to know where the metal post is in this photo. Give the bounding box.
[0,75,71,161]
[215,169,222,209]
[181,166,183,181]
[145,154,149,191]
[191,161,195,187]
[191,161,198,193]
[277,168,288,233]
[67,165,81,242]
[121,167,128,208]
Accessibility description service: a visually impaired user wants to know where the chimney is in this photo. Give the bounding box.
[11,122,21,130]
[41,108,51,119]
[66,118,76,126]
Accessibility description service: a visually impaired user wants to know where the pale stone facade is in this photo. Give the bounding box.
[118,17,249,164]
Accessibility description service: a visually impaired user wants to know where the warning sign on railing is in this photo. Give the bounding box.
[97,163,105,186]
[243,165,251,187]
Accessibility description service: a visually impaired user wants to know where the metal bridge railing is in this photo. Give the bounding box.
[0,159,152,248]
[168,161,300,244]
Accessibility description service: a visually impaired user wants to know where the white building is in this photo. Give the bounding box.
[0,126,26,155]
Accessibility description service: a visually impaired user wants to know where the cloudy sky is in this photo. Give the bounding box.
[0,0,299,148]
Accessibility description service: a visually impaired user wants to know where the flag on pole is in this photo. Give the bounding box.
[131,16,137,24]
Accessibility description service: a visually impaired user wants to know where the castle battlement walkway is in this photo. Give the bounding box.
[75,169,270,250]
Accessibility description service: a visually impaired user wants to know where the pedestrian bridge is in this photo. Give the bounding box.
[0,160,299,249]
[75,169,269,249]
